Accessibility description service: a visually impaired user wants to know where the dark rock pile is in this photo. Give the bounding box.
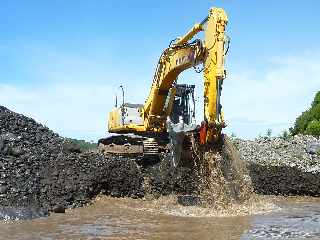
[233,135,320,196]
[0,106,143,214]
[142,155,199,197]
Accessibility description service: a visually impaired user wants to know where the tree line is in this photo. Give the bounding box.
[290,91,320,137]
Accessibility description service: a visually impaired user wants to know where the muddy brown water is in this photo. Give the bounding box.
[0,196,319,240]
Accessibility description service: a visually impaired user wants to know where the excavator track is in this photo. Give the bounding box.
[98,134,165,162]
[98,135,142,156]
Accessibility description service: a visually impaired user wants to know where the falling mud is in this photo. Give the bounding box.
[195,135,254,208]
[140,134,258,216]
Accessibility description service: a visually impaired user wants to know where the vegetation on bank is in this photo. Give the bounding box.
[290,91,320,137]
[67,138,97,151]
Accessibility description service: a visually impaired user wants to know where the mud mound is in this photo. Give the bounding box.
[142,155,199,197]
[0,106,143,212]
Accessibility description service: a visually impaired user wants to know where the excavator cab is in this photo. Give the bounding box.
[108,103,144,133]
[100,84,197,162]
[108,84,196,134]
[170,84,195,125]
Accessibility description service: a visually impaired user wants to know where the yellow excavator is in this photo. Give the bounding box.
[99,7,229,165]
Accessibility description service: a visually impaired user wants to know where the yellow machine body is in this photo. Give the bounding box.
[108,7,228,144]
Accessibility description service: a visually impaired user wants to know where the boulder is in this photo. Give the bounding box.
[306,142,320,155]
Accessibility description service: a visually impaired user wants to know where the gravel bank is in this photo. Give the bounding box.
[234,135,320,196]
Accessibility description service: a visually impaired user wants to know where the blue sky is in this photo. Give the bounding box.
[0,0,319,141]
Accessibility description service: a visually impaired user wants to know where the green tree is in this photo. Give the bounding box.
[67,138,97,151]
[312,91,320,107]
[280,129,290,140]
[305,120,320,137]
[291,91,320,137]
[310,104,320,120]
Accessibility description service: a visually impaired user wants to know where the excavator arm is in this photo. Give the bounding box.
[142,40,204,132]
[143,7,228,142]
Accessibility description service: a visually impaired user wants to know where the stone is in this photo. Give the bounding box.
[0,133,18,142]
[9,146,24,157]
[177,195,201,206]
[233,135,320,196]
[0,185,8,194]
[52,205,66,214]
[0,139,4,151]
[1,103,320,220]
[62,142,82,153]
[306,142,320,155]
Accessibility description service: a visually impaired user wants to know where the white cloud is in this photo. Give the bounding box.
[222,51,320,138]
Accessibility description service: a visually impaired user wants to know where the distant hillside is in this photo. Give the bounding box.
[290,91,320,137]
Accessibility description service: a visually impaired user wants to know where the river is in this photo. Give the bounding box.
[0,196,319,240]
